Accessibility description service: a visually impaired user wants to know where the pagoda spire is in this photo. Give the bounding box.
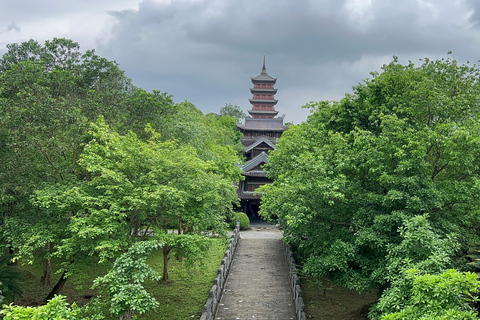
[261,55,267,75]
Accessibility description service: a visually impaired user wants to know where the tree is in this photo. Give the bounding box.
[380,269,480,320]
[370,215,459,319]
[92,240,163,320]
[0,38,243,304]
[33,117,240,287]
[219,103,246,120]
[260,56,480,316]
[0,38,177,293]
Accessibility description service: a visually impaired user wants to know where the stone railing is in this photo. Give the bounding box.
[200,221,240,320]
[285,243,307,320]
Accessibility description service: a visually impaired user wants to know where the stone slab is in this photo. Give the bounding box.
[215,226,296,320]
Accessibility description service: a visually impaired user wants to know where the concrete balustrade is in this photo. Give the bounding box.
[285,243,307,320]
[200,221,240,320]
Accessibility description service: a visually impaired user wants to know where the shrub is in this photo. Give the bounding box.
[235,212,250,230]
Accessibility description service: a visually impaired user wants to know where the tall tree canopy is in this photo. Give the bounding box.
[219,103,246,120]
[260,56,480,317]
[0,38,242,300]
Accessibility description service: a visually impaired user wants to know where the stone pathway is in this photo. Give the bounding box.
[215,221,296,320]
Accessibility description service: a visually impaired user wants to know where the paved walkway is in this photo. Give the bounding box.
[215,220,296,320]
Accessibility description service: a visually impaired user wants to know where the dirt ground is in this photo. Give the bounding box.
[301,277,378,320]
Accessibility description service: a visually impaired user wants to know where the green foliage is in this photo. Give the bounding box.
[158,232,211,264]
[138,238,228,319]
[0,255,24,303]
[0,37,243,316]
[369,216,458,319]
[117,88,175,139]
[219,103,246,120]
[380,270,480,320]
[91,240,163,319]
[233,212,250,230]
[0,38,138,274]
[1,295,80,320]
[259,56,480,317]
[31,117,239,284]
[2,238,227,320]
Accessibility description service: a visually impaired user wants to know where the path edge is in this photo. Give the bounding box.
[200,221,240,320]
[285,243,307,320]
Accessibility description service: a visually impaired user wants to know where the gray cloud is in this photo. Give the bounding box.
[466,0,480,25]
[2,0,480,124]
[7,23,21,32]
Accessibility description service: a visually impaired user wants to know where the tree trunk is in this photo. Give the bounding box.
[163,244,171,281]
[41,242,52,286]
[44,269,68,302]
[119,308,134,320]
[41,257,51,286]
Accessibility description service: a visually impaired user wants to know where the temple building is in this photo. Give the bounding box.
[236,57,288,217]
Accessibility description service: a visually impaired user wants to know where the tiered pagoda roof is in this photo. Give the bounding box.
[237,116,287,132]
[247,56,279,119]
[251,63,277,83]
[235,57,288,209]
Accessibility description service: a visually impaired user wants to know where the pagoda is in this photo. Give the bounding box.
[236,57,288,217]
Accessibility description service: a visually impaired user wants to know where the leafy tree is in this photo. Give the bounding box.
[33,117,240,287]
[206,113,245,157]
[370,215,458,319]
[91,240,163,320]
[0,38,242,304]
[260,56,480,316]
[0,38,178,295]
[219,103,246,120]
[114,88,175,140]
[380,269,480,320]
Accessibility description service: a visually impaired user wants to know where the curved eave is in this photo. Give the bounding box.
[249,99,278,104]
[250,88,277,94]
[251,77,277,84]
[241,151,269,172]
[244,137,276,153]
[242,171,267,177]
[248,109,279,115]
[237,189,263,200]
[239,129,286,134]
[238,127,287,132]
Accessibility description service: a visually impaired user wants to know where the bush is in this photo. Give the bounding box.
[233,212,249,230]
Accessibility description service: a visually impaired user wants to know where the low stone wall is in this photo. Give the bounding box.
[200,221,240,320]
[285,243,307,320]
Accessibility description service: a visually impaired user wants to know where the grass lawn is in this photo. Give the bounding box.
[13,237,228,320]
[301,277,378,320]
[140,238,227,319]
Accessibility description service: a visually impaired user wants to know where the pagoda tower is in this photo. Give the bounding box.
[236,57,288,217]
[248,56,279,119]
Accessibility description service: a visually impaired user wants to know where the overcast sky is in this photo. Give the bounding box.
[2,0,480,124]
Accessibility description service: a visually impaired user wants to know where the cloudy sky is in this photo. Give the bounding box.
[2,0,480,124]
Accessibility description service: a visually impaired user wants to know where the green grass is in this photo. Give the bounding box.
[301,277,377,320]
[15,256,108,307]
[140,238,227,319]
[13,237,228,319]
